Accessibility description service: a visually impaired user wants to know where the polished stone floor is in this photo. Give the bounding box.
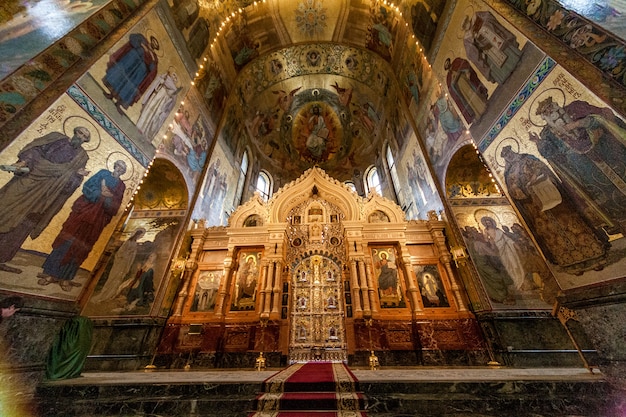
[36,366,622,417]
[43,365,604,385]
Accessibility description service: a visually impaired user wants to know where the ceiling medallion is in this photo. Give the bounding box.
[295,0,327,37]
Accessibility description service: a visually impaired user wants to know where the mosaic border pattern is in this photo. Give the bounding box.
[237,43,392,102]
[0,0,149,146]
[479,57,556,152]
[502,0,626,91]
[131,209,187,218]
[67,84,152,167]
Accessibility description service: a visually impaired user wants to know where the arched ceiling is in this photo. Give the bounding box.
[135,159,189,210]
[225,43,400,181]
[185,0,449,184]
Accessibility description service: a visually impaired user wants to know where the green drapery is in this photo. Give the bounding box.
[45,316,93,380]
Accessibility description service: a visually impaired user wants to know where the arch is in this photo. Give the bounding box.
[243,214,263,227]
[134,158,189,210]
[228,192,268,228]
[445,145,500,200]
[271,167,361,223]
[362,194,406,223]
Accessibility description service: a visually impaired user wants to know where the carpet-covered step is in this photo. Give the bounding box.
[254,391,367,410]
[261,362,361,392]
[249,362,369,416]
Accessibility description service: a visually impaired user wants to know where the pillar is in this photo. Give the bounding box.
[357,258,371,317]
[349,259,363,314]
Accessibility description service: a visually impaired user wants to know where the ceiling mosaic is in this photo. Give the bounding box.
[220,42,402,182]
[445,145,501,200]
[134,159,189,210]
[175,0,448,183]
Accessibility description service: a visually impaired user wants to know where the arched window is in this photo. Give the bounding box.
[385,144,401,204]
[256,170,272,201]
[365,166,382,196]
[235,151,249,206]
[344,181,357,193]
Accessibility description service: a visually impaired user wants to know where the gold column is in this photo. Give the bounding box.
[432,228,468,312]
[172,227,204,317]
[271,260,282,314]
[264,260,276,316]
[357,258,371,317]
[400,255,423,314]
[172,259,197,316]
[214,255,233,318]
[259,259,270,319]
[363,258,379,315]
[349,259,363,314]
[442,257,467,312]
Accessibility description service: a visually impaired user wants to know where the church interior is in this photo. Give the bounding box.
[0,0,625,415]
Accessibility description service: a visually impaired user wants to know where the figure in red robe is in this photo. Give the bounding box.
[38,160,127,291]
[0,127,91,274]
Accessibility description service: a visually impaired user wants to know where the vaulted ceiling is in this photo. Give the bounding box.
[181,0,449,183]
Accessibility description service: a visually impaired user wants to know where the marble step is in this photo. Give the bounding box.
[35,370,615,417]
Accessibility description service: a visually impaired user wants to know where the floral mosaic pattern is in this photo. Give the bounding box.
[504,0,626,90]
[295,0,328,37]
[481,57,556,151]
[0,0,149,148]
[68,85,152,167]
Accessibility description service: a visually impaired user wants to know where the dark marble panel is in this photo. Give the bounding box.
[415,318,485,350]
[253,324,280,351]
[165,322,283,355]
[476,311,595,368]
[0,295,79,395]
[89,322,164,356]
[162,351,283,370]
[36,381,262,417]
[199,325,223,351]
[34,374,621,417]
[350,350,422,367]
[559,279,626,389]
[503,351,593,368]
[84,319,165,371]
[0,296,77,364]
[361,380,616,416]
[157,324,180,353]
[420,349,490,366]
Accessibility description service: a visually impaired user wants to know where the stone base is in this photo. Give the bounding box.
[34,368,618,417]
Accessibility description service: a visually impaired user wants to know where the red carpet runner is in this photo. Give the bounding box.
[249,362,368,416]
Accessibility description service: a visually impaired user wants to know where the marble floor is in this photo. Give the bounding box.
[42,365,604,386]
[35,366,623,417]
